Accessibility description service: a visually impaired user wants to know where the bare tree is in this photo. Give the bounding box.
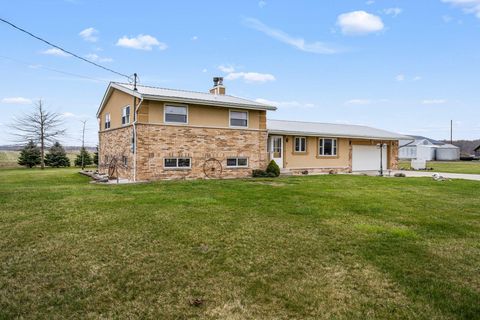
[10,100,66,169]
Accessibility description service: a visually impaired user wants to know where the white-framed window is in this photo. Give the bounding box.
[294,137,307,152]
[104,113,111,129]
[164,158,191,169]
[122,105,130,125]
[319,138,337,156]
[226,157,248,168]
[229,110,248,127]
[164,105,188,124]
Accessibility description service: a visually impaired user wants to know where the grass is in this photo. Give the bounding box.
[0,168,479,319]
[399,160,480,174]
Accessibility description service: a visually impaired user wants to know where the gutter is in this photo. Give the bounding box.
[132,97,144,182]
[267,130,409,141]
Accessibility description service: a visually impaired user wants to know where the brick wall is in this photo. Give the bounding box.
[98,126,134,180]
[135,124,268,180]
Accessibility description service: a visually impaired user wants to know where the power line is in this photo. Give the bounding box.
[0,55,110,83]
[0,17,131,80]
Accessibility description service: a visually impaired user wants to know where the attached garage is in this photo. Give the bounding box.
[352,145,387,172]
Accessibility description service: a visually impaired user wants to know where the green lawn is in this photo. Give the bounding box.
[0,169,479,319]
[399,160,480,174]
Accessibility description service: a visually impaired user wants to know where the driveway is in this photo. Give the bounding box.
[381,170,480,181]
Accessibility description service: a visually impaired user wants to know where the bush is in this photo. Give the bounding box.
[45,142,70,167]
[252,169,276,178]
[18,140,41,168]
[266,160,280,177]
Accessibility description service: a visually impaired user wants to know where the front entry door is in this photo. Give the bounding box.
[270,136,283,168]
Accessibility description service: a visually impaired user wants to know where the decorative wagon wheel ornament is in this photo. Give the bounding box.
[203,158,223,178]
[108,158,118,179]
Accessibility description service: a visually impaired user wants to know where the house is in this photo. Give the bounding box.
[97,78,407,181]
[475,145,480,157]
[399,135,460,161]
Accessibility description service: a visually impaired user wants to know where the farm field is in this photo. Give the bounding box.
[398,160,480,174]
[0,168,479,319]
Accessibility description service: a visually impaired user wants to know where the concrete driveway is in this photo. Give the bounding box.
[353,170,480,181]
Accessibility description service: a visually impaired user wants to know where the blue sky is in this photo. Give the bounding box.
[1,0,480,146]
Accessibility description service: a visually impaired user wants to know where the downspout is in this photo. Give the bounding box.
[132,97,143,182]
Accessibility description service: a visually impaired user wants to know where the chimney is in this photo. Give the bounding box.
[210,77,226,95]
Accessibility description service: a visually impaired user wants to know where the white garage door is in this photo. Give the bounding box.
[352,145,387,171]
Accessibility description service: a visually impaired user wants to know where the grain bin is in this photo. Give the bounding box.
[436,144,460,161]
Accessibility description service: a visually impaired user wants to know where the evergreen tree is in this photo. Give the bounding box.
[74,147,93,167]
[18,140,41,168]
[93,146,99,165]
[45,142,70,167]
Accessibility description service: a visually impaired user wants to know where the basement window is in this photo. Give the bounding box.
[165,105,188,124]
[294,137,307,152]
[164,158,191,169]
[122,156,128,166]
[122,105,130,125]
[105,113,111,129]
[319,138,337,156]
[226,157,248,168]
[229,110,248,127]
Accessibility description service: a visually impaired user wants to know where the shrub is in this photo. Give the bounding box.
[266,160,280,177]
[252,169,276,178]
[45,142,70,167]
[18,140,41,168]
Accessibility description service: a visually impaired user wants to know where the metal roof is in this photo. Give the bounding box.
[109,82,277,111]
[267,119,409,140]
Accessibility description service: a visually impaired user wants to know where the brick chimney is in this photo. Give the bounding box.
[209,77,225,95]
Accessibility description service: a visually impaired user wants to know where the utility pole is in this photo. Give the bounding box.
[81,120,87,170]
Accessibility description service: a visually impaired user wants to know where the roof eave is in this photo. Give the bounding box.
[142,94,277,111]
[96,82,143,117]
[267,129,407,141]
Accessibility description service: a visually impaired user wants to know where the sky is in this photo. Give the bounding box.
[1,0,480,146]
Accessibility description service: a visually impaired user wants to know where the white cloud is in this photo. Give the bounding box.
[79,27,98,42]
[225,72,275,83]
[1,97,32,105]
[413,75,422,81]
[85,53,113,63]
[202,68,208,73]
[258,0,267,8]
[191,36,198,41]
[255,98,315,109]
[61,112,76,118]
[218,65,236,73]
[243,18,341,54]
[116,34,167,51]
[442,14,454,22]
[383,7,403,17]
[422,99,447,104]
[337,11,384,35]
[41,48,70,57]
[442,0,480,19]
[395,74,405,81]
[366,0,375,5]
[345,99,372,105]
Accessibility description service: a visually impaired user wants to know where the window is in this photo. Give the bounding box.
[105,113,111,129]
[164,158,191,169]
[122,156,128,166]
[294,137,306,152]
[319,138,337,156]
[230,110,248,127]
[122,105,130,125]
[165,105,188,123]
[226,157,248,168]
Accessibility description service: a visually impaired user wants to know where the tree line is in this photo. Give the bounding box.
[11,100,98,169]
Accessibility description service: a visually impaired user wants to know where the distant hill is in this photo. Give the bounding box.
[442,140,480,155]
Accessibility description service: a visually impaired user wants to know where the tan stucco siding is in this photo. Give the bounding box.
[283,136,350,169]
[98,89,134,130]
[145,100,264,130]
